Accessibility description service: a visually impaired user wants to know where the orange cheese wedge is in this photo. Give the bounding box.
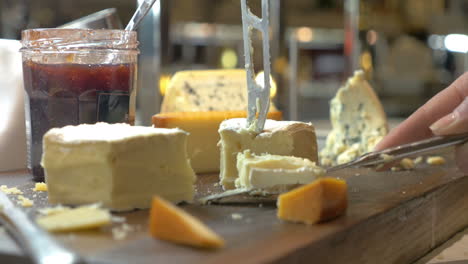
[153,110,282,126]
[277,178,347,224]
[152,111,282,174]
[149,196,225,249]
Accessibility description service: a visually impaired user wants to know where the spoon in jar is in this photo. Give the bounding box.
[125,0,159,31]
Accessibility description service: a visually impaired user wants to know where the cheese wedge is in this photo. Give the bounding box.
[41,123,196,211]
[160,69,277,113]
[277,178,347,224]
[236,150,324,192]
[219,118,318,189]
[153,111,282,174]
[320,70,388,166]
[37,206,111,232]
[149,196,225,249]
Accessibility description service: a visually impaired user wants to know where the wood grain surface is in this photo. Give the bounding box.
[1,149,468,264]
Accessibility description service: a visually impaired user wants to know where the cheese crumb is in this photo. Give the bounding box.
[427,156,446,166]
[380,154,393,162]
[112,223,134,240]
[400,158,415,170]
[33,182,48,192]
[37,205,70,216]
[413,156,423,164]
[0,185,23,195]
[17,195,34,207]
[231,213,243,220]
[391,167,400,172]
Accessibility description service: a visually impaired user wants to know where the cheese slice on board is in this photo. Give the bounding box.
[36,206,111,232]
[160,69,277,113]
[320,70,388,166]
[41,123,196,211]
[153,111,282,174]
[277,178,348,224]
[219,118,318,190]
[236,150,324,192]
[149,196,225,249]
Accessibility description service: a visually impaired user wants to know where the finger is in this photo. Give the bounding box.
[430,97,468,135]
[375,72,468,150]
[455,142,468,174]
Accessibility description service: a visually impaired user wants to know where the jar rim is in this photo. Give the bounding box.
[21,28,138,51]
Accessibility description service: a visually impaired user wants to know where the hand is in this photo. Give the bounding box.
[375,72,468,173]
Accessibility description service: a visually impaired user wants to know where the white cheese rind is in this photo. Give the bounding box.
[219,118,318,189]
[42,123,196,211]
[320,70,388,165]
[236,151,324,192]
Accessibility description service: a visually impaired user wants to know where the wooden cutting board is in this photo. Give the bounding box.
[0,149,467,264]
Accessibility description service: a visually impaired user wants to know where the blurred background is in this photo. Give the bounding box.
[2,0,468,122]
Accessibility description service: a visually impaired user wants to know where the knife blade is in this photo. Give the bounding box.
[0,191,86,264]
[240,0,271,133]
[326,132,468,172]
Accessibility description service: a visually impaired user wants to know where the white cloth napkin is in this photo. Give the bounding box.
[0,39,27,172]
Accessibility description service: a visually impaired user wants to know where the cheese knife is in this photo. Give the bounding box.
[326,132,468,172]
[241,0,271,133]
[0,191,86,264]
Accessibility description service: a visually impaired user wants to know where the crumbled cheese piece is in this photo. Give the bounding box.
[391,167,400,172]
[112,223,134,241]
[17,195,34,207]
[33,182,48,192]
[231,213,243,220]
[426,156,446,166]
[111,216,126,223]
[380,154,393,162]
[37,205,71,216]
[0,185,23,195]
[413,156,423,164]
[400,158,415,170]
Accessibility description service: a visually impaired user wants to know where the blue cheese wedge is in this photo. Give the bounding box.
[219,118,318,190]
[41,123,196,211]
[236,150,324,192]
[160,69,277,113]
[320,70,388,166]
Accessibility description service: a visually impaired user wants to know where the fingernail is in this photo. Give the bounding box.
[430,113,457,133]
[430,97,468,135]
[456,142,468,173]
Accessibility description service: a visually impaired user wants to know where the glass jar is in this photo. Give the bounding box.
[20,29,139,181]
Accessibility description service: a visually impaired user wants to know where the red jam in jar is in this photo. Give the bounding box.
[21,29,139,181]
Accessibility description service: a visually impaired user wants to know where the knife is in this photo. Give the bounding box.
[326,132,468,172]
[0,191,86,264]
[240,0,271,133]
